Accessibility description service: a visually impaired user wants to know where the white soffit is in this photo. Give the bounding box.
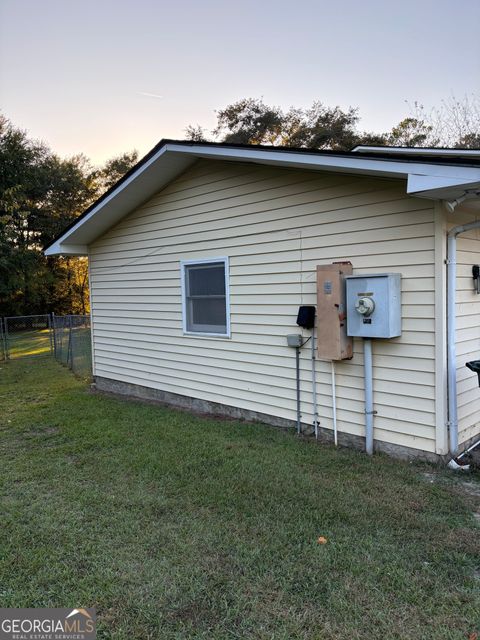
[45,142,480,256]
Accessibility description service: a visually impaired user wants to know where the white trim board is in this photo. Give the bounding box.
[45,142,480,256]
[180,256,231,339]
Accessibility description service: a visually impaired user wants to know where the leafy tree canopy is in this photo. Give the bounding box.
[187,94,480,150]
[0,116,138,316]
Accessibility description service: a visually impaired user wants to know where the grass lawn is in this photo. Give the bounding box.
[0,358,479,639]
[5,329,52,359]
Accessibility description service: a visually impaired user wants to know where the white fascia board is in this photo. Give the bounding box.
[45,142,480,255]
[54,144,169,245]
[45,242,88,256]
[167,144,480,181]
[45,147,195,255]
[46,146,194,254]
[407,173,480,199]
[353,145,480,158]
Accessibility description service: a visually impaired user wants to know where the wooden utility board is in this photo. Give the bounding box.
[316,263,353,361]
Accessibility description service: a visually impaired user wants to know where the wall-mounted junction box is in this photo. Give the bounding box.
[345,273,402,339]
[316,262,353,360]
[286,334,303,348]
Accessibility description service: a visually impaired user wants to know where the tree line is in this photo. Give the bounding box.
[186,95,480,149]
[1,95,478,317]
[0,115,138,317]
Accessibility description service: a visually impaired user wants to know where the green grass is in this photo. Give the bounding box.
[0,358,479,639]
[6,329,52,358]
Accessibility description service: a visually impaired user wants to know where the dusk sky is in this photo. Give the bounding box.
[1,0,479,165]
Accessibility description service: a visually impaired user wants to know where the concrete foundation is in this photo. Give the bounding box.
[94,375,443,463]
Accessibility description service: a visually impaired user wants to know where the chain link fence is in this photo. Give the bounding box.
[52,315,92,379]
[2,314,53,359]
[1,313,92,380]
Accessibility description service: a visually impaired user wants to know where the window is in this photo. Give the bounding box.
[181,257,230,336]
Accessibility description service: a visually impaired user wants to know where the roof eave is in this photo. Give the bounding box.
[353,145,480,158]
[44,141,480,256]
[45,243,88,256]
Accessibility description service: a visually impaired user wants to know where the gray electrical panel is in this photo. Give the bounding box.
[345,273,402,338]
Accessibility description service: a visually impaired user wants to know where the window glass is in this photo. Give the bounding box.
[183,260,228,335]
[187,264,226,297]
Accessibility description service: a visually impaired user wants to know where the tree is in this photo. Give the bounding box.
[213,98,284,145]
[210,98,360,150]
[385,117,434,147]
[96,150,139,192]
[184,125,208,142]
[0,115,138,317]
[188,95,480,150]
[0,116,56,315]
[281,103,360,150]
[408,95,480,148]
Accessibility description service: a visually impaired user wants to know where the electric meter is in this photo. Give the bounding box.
[355,297,375,316]
[346,273,401,338]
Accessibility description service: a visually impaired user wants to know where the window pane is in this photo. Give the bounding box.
[187,263,225,296]
[187,298,226,333]
[183,260,229,334]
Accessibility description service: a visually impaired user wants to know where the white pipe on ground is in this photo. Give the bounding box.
[331,361,338,446]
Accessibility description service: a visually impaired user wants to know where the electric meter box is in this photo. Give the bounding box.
[345,273,402,338]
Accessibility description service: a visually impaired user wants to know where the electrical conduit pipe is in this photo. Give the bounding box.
[311,325,319,439]
[363,338,374,455]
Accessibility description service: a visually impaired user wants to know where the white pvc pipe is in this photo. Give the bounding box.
[363,338,374,455]
[331,361,338,446]
[311,326,319,439]
[295,346,301,434]
[447,218,480,455]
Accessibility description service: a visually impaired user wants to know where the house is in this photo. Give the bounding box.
[45,141,480,462]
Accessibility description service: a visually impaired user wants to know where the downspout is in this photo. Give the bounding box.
[446,216,480,457]
[87,255,96,380]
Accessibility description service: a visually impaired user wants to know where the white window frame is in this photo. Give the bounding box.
[180,257,231,338]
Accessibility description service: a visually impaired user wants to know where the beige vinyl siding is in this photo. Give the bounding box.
[89,159,437,453]
[448,210,480,446]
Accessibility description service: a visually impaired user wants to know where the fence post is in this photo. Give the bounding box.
[51,313,57,359]
[4,317,10,361]
[47,313,53,357]
[1,318,5,362]
[67,315,73,369]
